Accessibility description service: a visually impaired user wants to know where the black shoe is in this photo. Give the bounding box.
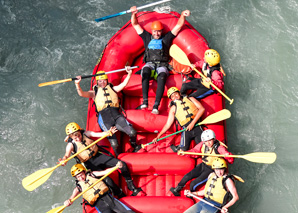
[170,144,179,153]
[170,187,181,196]
[133,144,142,153]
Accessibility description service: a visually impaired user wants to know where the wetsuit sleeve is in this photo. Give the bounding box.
[211,70,224,90]
[218,146,234,164]
[185,141,204,158]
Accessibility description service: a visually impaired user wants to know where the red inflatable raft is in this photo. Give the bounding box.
[84,11,227,213]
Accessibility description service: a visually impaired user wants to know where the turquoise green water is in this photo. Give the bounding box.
[1,0,298,212]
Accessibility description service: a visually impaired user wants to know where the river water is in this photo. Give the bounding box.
[1,0,298,212]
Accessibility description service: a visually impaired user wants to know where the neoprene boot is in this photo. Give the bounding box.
[170,185,184,196]
[170,144,180,153]
[126,179,145,196]
[130,139,142,153]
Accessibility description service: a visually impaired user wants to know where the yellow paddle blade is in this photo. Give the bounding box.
[199,109,231,125]
[169,44,192,67]
[22,166,56,191]
[233,175,245,183]
[38,78,72,87]
[242,152,277,164]
[47,205,66,213]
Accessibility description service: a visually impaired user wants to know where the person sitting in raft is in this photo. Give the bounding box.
[183,158,239,213]
[130,6,190,114]
[74,66,141,156]
[59,122,145,196]
[64,163,135,213]
[152,87,205,152]
[168,129,234,197]
[180,49,225,100]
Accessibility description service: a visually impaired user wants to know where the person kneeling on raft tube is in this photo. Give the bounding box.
[168,129,234,196]
[59,122,145,196]
[74,66,141,156]
[130,6,190,115]
[183,158,239,213]
[64,163,135,213]
[180,49,225,100]
[152,87,205,152]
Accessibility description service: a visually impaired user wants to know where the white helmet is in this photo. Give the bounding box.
[201,129,216,142]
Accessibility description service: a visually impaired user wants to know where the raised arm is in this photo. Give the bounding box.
[171,10,190,36]
[113,66,133,92]
[130,6,144,35]
[75,76,95,99]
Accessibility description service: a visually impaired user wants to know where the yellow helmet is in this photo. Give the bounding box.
[65,122,81,135]
[71,164,86,177]
[96,71,108,80]
[204,49,220,66]
[212,158,227,169]
[167,87,180,98]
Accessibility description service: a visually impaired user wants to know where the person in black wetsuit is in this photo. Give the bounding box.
[130,6,190,114]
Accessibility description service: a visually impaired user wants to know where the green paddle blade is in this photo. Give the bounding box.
[242,152,277,164]
[22,166,56,191]
[47,205,66,213]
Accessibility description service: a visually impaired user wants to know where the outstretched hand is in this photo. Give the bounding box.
[75,76,82,85]
[181,10,190,17]
[130,6,138,14]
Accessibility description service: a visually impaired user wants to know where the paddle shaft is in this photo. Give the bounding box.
[142,109,230,148]
[187,193,223,211]
[26,132,110,187]
[70,166,118,203]
[192,66,234,105]
[38,66,139,87]
[48,166,119,213]
[181,151,276,164]
[95,0,171,22]
[72,66,139,81]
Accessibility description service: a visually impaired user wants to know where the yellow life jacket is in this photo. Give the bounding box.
[78,174,109,205]
[174,96,199,127]
[204,173,231,205]
[72,134,99,163]
[201,140,221,166]
[94,84,119,112]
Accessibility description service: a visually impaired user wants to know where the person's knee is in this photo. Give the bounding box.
[157,72,167,81]
[142,67,151,78]
[109,138,118,149]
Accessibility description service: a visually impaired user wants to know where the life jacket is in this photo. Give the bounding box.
[201,140,221,166]
[204,172,233,205]
[78,173,109,205]
[93,84,119,112]
[202,63,222,78]
[70,133,99,163]
[172,96,199,127]
[144,37,169,63]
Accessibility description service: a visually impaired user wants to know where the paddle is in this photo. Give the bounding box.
[47,166,119,213]
[22,131,111,191]
[38,66,139,87]
[169,44,234,105]
[141,109,231,149]
[95,0,171,22]
[179,151,277,164]
[186,192,224,212]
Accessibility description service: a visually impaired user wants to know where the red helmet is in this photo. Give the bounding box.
[151,21,163,30]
